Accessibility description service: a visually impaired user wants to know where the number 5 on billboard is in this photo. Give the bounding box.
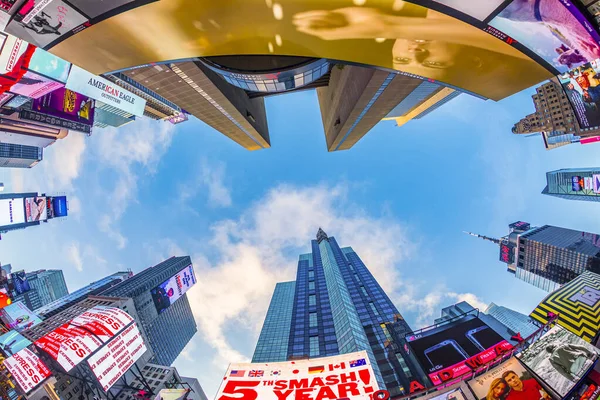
[218,380,261,400]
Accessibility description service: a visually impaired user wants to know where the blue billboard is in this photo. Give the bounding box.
[52,196,68,218]
[11,271,30,295]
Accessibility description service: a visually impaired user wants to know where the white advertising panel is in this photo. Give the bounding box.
[594,175,600,194]
[585,177,594,191]
[4,348,52,393]
[215,350,380,400]
[150,264,196,314]
[0,198,25,227]
[65,65,146,117]
[70,305,134,342]
[87,323,147,391]
[0,35,27,74]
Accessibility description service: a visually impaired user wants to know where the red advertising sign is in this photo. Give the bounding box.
[70,306,133,342]
[4,348,52,393]
[581,136,600,145]
[87,323,147,391]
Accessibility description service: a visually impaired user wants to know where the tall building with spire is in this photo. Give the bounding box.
[468,222,600,291]
[253,229,428,396]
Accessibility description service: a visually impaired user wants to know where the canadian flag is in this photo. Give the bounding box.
[329,362,346,371]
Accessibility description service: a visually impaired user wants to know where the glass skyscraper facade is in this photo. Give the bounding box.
[101,256,197,366]
[254,229,427,396]
[27,269,69,306]
[485,303,537,338]
[542,168,600,203]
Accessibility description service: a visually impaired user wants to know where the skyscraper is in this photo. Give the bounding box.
[469,221,600,292]
[0,142,43,168]
[253,229,427,396]
[485,303,537,339]
[542,168,600,203]
[100,256,198,366]
[26,270,69,306]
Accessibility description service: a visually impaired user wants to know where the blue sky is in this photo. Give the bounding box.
[1,84,600,397]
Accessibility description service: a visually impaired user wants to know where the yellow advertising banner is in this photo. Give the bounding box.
[530,271,600,343]
[47,0,553,101]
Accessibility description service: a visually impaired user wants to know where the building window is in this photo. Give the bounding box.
[310,336,320,356]
[309,281,315,291]
[309,295,316,306]
[310,312,318,327]
[309,271,315,280]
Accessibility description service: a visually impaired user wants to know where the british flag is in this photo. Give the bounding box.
[249,370,264,377]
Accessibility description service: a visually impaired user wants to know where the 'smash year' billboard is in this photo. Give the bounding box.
[407,316,513,385]
[4,347,52,394]
[150,264,196,314]
[215,350,380,400]
[530,271,600,342]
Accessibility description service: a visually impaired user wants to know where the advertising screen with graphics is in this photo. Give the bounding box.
[406,316,513,385]
[65,65,146,117]
[558,59,600,129]
[0,301,42,332]
[567,370,600,400]
[11,270,31,294]
[4,348,51,394]
[32,88,94,126]
[490,0,600,73]
[24,196,47,222]
[499,242,515,264]
[150,264,196,314]
[467,357,551,400]
[530,271,600,342]
[509,221,531,231]
[517,326,599,397]
[0,330,32,357]
[429,0,505,21]
[46,0,553,101]
[0,197,26,228]
[594,175,600,194]
[52,195,68,217]
[87,323,147,392]
[28,47,71,83]
[215,350,379,400]
[10,71,64,99]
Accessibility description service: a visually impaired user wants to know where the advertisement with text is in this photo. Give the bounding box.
[32,87,95,126]
[150,264,196,314]
[215,350,380,400]
[4,347,52,394]
[0,329,32,357]
[517,326,599,397]
[25,196,47,222]
[0,197,26,228]
[10,71,64,99]
[0,301,42,332]
[558,59,600,129]
[407,316,513,385]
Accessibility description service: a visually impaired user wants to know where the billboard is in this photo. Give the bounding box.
[517,326,599,397]
[5,94,31,108]
[0,329,32,357]
[567,371,600,400]
[0,34,27,74]
[52,195,67,217]
[580,136,600,145]
[573,176,584,192]
[69,305,134,341]
[0,198,26,228]
[150,264,196,314]
[429,0,505,21]
[509,222,531,232]
[427,388,467,400]
[154,389,192,400]
[490,0,600,73]
[499,242,515,264]
[406,316,513,385]
[28,47,71,83]
[32,88,94,127]
[65,65,146,117]
[24,196,47,222]
[594,175,600,194]
[10,71,64,99]
[0,301,42,332]
[530,271,600,342]
[558,60,600,129]
[215,350,379,400]
[4,347,51,394]
[18,108,92,134]
[87,323,147,392]
[466,357,551,400]
[11,270,31,294]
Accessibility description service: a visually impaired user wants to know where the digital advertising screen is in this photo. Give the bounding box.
[32,88,94,126]
[595,175,600,194]
[558,59,600,129]
[428,0,505,21]
[52,195,68,217]
[24,196,47,222]
[27,47,71,83]
[467,357,551,400]
[10,71,64,99]
[517,326,599,397]
[490,0,600,73]
[215,350,380,400]
[499,242,515,264]
[0,198,26,228]
[573,176,585,192]
[0,329,32,357]
[509,221,531,231]
[406,316,513,385]
[4,347,52,394]
[70,305,134,342]
[0,301,42,332]
[151,264,196,314]
[530,271,600,342]
[11,270,31,294]
[87,323,147,392]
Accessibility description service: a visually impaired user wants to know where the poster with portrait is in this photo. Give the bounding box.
[517,326,599,397]
[467,357,553,400]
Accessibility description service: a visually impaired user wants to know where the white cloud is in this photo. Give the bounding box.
[178,158,232,208]
[66,242,83,272]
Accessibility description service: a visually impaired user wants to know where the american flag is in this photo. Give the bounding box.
[249,370,264,377]
[230,370,245,377]
[349,358,366,368]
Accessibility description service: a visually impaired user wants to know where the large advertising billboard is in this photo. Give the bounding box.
[87,323,147,392]
[429,0,505,21]
[18,108,92,134]
[52,195,68,217]
[65,65,146,117]
[150,264,196,314]
[0,329,32,357]
[530,271,600,342]
[558,60,600,129]
[27,47,71,83]
[0,197,26,228]
[24,196,47,222]
[406,316,513,385]
[499,242,515,264]
[467,357,551,400]
[11,270,30,294]
[215,350,379,400]
[490,0,600,73]
[32,88,94,127]
[0,34,27,74]
[0,301,42,332]
[10,71,64,99]
[517,326,599,397]
[4,347,52,394]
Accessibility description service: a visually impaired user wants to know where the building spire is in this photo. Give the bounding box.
[316,228,329,244]
[463,231,501,245]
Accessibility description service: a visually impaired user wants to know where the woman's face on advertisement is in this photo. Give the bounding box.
[493,382,507,398]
